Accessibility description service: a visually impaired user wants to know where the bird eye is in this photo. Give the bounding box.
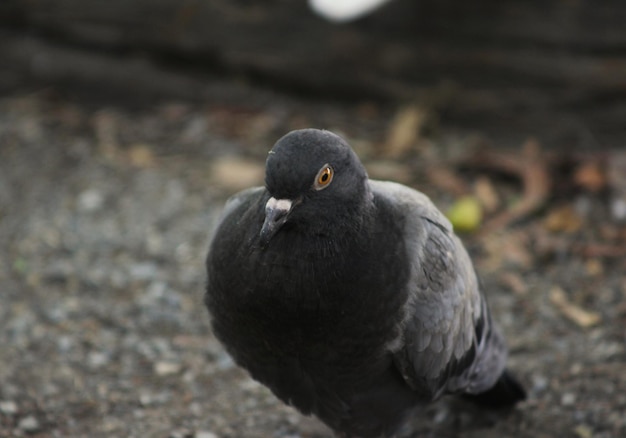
[314,165,334,190]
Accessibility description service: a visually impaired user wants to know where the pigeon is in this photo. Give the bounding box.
[205,129,525,437]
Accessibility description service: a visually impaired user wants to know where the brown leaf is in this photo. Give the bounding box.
[426,165,469,197]
[474,176,499,213]
[584,259,603,277]
[549,286,601,328]
[543,205,583,233]
[93,110,120,160]
[365,161,413,184]
[574,161,606,192]
[383,105,427,158]
[127,144,156,168]
[210,156,265,193]
[480,230,533,272]
[499,272,528,295]
[480,138,551,233]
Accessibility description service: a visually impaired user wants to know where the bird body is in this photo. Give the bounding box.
[205,129,524,437]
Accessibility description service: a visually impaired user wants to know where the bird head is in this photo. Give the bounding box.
[260,129,370,246]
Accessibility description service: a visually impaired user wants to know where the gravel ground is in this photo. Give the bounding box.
[1,88,625,438]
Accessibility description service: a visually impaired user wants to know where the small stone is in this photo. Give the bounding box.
[532,374,549,393]
[195,431,218,438]
[154,361,182,376]
[18,415,40,432]
[570,363,583,375]
[138,391,169,407]
[561,392,576,406]
[215,352,235,371]
[77,189,105,212]
[0,400,18,415]
[189,402,202,416]
[133,409,145,419]
[169,429,192,438]
[88,351,109,368]
[239,378,262,392]
[139,393,154,407]
[574,424,593,438]
[129,262,157,281]
[611,198,626,221]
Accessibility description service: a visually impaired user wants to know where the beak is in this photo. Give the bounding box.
[259,197,293,247]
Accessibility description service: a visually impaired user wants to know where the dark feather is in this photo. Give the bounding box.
[463,369,527,408]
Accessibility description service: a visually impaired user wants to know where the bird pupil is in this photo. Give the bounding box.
[321,172,329,182]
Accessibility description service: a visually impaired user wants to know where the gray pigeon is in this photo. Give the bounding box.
[205,129,525,437]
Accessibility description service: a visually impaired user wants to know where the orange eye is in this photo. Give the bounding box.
[314,165,333,190]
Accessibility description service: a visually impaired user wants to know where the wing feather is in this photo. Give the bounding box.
[370,180,507,399]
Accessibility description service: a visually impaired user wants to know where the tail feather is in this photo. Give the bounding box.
[463,369,526,408]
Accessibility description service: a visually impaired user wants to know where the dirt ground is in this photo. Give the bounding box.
[1,83,625,438]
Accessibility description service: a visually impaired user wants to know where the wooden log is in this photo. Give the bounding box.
[1,0,625,141]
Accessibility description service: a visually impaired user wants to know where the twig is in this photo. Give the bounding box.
[466,138,551,233]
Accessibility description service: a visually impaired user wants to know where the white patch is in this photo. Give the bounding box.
[308,0,392,22]
[266,197,293,212]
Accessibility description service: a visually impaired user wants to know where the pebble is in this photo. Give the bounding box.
[611,199,626,221]
[139,391,170,407]
[78,189,105,212]
[215,352,235,371]
[154,361,182,376]
[88,351,110,368]
[195,431,218,438]
[532,374,549,393]
[129,262,158,281]
[18,415,40,432]
[574,424,593,438]
[561,392,576,406]
[169,428,193,438]
[0,400,18,415]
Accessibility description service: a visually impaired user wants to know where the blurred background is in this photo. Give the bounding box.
[1,1,625,437]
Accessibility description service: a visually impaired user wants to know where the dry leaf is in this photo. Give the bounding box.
[93,110,120,159]
[468,138,550,234]
[383,105,426,158]
[574,161,606,192]
[474,176,499,213]
[481,230,533,272]
[543,205,583,233]
[499,272,528,295]
[426,165,469,197]
[127,144,156,168]
[585,259,603,277]
[210,156,265,193]
[365,161,413,184]
[550,286,601,328]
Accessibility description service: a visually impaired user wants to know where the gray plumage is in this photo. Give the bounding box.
[205,129,525,437]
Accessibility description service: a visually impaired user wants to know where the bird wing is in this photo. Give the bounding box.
[370,180,507,399]
[214,187,266,229]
